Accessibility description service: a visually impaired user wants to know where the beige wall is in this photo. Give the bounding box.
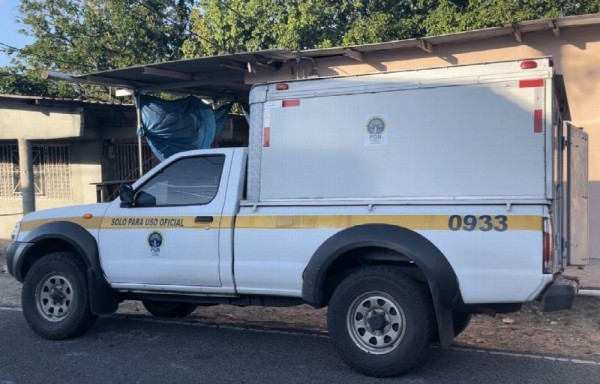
[248,25,600,258]
[0,103,135,239]
[0,139,103,237]
[0,105,83,139]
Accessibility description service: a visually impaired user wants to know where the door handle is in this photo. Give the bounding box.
[195,216,214,223]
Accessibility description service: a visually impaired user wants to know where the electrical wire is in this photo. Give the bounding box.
[128,0,231,54]
[0,41,79,67]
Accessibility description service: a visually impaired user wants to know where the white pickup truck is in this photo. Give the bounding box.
[7,57,587,377]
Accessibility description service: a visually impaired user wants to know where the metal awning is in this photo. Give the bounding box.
[44,13,600,101]
[45,49,299,101]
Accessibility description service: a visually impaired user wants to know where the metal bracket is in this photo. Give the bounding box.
[344,48,364,62]
[417,38,433,53]
[550,20,560,37]
[512,24,523,43]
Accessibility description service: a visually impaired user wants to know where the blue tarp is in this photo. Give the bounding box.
[136,95,233,161]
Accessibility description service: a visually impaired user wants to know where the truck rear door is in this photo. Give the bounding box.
[566,123,589,266]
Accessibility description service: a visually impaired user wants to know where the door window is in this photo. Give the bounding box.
[137,155,225,206]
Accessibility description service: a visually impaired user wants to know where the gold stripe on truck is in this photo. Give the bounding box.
[20,217,104,232]
[20,214,542,232]
[234,215,541,231]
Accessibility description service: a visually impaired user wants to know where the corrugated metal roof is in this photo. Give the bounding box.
[58,13,600,100]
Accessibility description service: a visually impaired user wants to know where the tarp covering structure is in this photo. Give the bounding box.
[136,95,233,161]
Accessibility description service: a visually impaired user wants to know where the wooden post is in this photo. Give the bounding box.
[18,138,36,214]
[135,93,144,178]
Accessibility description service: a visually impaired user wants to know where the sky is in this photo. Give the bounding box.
[0,0,34,67]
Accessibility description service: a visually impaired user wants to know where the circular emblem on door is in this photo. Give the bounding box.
[148,232,163,256]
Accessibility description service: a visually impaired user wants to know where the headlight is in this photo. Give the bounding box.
[10,221,21,240]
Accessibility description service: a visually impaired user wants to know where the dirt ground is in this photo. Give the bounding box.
[1,239,599,360]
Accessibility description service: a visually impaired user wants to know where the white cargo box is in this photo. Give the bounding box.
[247,58,555,202]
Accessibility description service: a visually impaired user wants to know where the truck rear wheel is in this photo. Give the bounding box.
[327,266,434,377]
[21,253,98,340]
[142,300,197,318]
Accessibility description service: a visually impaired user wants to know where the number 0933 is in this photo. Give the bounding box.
[448,215,508,232]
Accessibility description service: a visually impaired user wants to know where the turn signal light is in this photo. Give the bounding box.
[275,83,289,91]
[83,213,93,219]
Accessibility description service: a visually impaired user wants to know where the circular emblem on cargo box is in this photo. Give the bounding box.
[366,116,386,134]
[364,115,388,146]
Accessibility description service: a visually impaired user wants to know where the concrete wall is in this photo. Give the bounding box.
[0,105,83,139]
[71,140,104,205]
[0,104,135,238]
[0,138,103,237]
[248,25,600,258]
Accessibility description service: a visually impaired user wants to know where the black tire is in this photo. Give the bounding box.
[142,300,197,318]
[21,252,98,340]
[452,309,472,337]
[327,266,434,377]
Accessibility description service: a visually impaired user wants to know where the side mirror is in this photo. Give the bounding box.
[119,184,134,208]
[136,191,156,207]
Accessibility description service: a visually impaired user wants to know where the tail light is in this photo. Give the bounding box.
[543,218,554,274]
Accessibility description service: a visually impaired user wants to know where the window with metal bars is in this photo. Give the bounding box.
[0,144,72,200]
[113,143,155,181]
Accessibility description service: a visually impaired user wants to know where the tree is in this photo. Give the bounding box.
[183,0,440,57]
[4,0,600,98]
[2,0,195,98]
[423,0,600,36]
[0,65,78,97]
[18,0,194,72]
[183,0,600,58]
[183,0,335,56]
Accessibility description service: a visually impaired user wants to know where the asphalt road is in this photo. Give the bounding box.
[0,308,598,384]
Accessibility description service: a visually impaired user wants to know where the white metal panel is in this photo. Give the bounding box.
[259,81,546,200]
[234,204,546,303]
[264,57,551,99]
[247,101,264,201]
[217,147,248,291]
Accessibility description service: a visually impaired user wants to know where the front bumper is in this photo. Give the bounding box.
[540,275,577,312]
[6,241,33,282]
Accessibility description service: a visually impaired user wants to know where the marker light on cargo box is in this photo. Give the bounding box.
[275,83,289,91]
[282,99,300,107]
[519,79,544,88]
[263,127,270,147]
[520,60,538,69]
[534,109,543,133]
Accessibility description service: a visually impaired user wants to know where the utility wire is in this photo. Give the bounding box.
[129,0,232,54]
[2,0,237,70]
[0,41,78,67]
[218,0,244,20]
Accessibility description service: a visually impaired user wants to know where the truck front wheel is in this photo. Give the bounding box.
[142,300,197,318]
[327,266,434,377]
[22,253,98,340]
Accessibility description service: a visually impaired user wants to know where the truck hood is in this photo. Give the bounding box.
[19,203,111,235]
